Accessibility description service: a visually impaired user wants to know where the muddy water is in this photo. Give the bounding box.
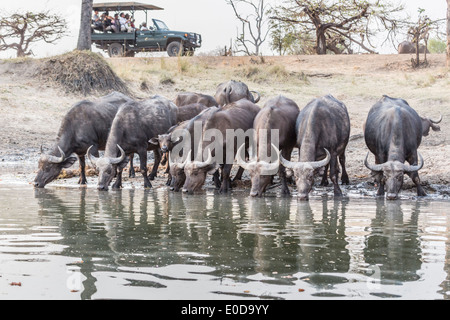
[1,184,450,300]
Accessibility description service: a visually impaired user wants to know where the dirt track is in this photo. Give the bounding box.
[0,53,448,197]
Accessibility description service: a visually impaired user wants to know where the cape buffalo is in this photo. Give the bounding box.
[280,95,350,200]
[236,95,300,197]
[364,95,427,200]
[34,92,133,188]
[421,114,442,136]
[176,103,208,123]
[166,107,220,191]
[398,41,429,54]
[181,99,261,194]
[174,92,217,107]
[87,95,178,190]
[214,80,261,106]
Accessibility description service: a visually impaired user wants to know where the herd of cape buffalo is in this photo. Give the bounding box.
[33,79,443,200]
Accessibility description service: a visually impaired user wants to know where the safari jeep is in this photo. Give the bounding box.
[91,2,202,57]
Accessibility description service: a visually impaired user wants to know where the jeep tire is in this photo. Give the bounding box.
[167,41,182,57]
[108,43,124,57]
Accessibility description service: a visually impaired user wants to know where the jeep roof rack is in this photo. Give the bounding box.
[93,2,164,12]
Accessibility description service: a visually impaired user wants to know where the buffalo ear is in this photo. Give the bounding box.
[314,166,325,176]
[285,168,294,178]
[206,162,220,175]
[62,156,78,168]
[431,123,440,132]
[117,156,130,171]
[149,137,159,145]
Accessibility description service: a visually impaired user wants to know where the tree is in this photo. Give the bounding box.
[226,0,271,56]
[408,9,444,68]
[447,0,450,67]
[77,0,93,51]
[270,0,407,55]
[0,11,67,57]
[270,23,315,55]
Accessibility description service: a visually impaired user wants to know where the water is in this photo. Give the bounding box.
[0,184,450,300]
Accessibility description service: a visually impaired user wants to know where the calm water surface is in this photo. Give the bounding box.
[1,185,450,300]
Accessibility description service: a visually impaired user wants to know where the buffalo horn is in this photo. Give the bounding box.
[310,149,331,169]
[109,145,126,165]
[403,153,424,172]
[261,144,281,172]
[235,143,256,170]
[251,91,261,104]
[86,145,99,166]
[430,114,443,124]
[281,148,331,170]
[47,146,66,164]
[364,152,384,172]
[194,148,214,169]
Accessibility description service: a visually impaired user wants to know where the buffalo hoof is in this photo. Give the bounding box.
[341,176,350,185]
[144,182,153,189]
[219,187,230,194]
[320,180,329,187]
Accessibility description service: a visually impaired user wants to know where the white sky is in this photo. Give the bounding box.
[0,0,447,58]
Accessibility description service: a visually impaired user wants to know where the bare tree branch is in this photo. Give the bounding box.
[226,0,272,56]
[270,0,408,55]
[0,11,67,57]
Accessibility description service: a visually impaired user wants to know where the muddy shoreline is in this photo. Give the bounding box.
[1,144,449,201]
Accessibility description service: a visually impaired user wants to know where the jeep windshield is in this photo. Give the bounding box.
[153,19,169,31]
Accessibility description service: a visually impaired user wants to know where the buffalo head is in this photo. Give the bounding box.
[149,134,183,153]
[167,151,189,192]
[280,149,331,200]
[87,144,127,191]
[364,152,424,200]
[34,146,77,188]
[421,115,442,137]
[182,149,219,194]
[235,143,280,197]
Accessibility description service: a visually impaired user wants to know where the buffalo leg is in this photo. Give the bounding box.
[407,171,427,197]
[219,164,233,193]
[149,149,161,181]
[166,163,172,186]
[112,167,123,190]
[406,154,427,197]
[233,167,245,182]
[138,150,152,189]
[233,147,249,182]
[320,164,330,186]
[78,155,88,185]
[129,153,136,178]
[374,154,386,196]
[339,153,349,185]
[212,170,221,189]
[280,148,292,195]
[329,153,343,197]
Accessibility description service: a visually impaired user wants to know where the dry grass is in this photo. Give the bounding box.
[32,50,128,96]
